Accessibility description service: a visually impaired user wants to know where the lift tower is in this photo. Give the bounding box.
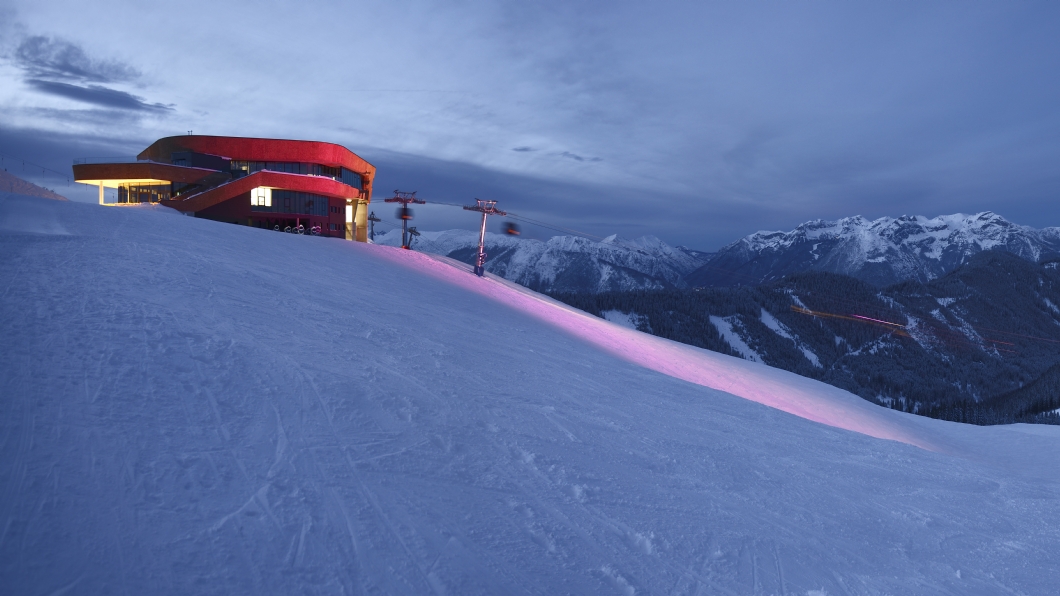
[367,211,381,241]
[463,199,506,276]
[384,190,424,249]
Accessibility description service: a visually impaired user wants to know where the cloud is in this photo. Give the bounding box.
[20,106,146,127]
[10,34,172,113]
[4,3,1060,249]
[15,35,140,83]
[25,79,172,112]
[558,151,602,163]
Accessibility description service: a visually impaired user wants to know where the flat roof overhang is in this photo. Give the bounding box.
[73,162,222,188]
[138,136,376,179]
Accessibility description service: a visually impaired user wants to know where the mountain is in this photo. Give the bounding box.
[4,194,1060,594]
[552,250,1060,424]
[676,245,715,261]
[0,170,67,201]
[687,211,1060,287]
[375,228,709,293]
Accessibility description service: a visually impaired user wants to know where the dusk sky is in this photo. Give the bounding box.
[1,1,1058,249]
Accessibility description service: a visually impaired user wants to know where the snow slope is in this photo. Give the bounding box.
[0,171,67,201]
[2,193,1060,595]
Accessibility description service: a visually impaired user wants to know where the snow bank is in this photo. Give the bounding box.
[2,194,1059,595]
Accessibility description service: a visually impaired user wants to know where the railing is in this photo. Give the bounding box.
[72,156,148,165]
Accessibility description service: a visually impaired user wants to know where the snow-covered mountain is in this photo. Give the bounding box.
[3,193,1060,594]
[687,211,1060,287]
[375,228,708,293]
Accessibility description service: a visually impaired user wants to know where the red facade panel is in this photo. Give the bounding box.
[138,136,376,181]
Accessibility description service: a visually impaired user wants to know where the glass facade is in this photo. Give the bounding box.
[171,181,204,198]
[118,183,170,203]
[250,190,330,216]
[230,160,363,190]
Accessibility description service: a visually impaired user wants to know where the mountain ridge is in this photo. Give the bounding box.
[687,211,1060,287]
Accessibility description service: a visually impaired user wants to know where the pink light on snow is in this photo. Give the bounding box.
[368,245,939,451]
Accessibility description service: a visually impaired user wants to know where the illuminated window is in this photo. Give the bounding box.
[251,187,272,207]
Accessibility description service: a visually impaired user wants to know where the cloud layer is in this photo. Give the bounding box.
[15,35,140,83]
[2,1,1059,249]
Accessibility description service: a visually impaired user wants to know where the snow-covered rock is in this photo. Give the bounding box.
[688,211,1060,287]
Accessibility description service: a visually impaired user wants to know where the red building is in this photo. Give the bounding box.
[72,135,375,241]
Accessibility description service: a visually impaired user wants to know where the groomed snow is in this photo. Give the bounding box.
[2,193,1060,595]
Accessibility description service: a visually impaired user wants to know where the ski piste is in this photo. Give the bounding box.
[2,192,1059,594]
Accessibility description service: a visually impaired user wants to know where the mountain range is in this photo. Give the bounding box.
[687,211,1060,287]
[384,212,1060,294]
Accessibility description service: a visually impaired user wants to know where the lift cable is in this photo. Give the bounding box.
[0,151,71,185]
[420,200,606,242]
[505,212,607,241]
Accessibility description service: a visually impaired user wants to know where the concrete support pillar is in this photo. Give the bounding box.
[99,182,104,205]
[355,200,369,243]
[345,199,354,241]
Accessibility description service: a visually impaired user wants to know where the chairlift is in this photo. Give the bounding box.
[397,206,414,220]
[503,222,521,236]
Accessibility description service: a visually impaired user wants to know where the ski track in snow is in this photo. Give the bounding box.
[2,193,1060,595]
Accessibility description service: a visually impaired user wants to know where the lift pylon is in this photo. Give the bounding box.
[367,211,381,241]
[463,199,506,276]
[384,190,425,249]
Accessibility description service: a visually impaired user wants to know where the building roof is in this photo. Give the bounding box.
[138,135,375,178]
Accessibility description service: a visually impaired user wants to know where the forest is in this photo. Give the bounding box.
[549,251,1060,425]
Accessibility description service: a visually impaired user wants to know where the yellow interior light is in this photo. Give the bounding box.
[250,187,272,207]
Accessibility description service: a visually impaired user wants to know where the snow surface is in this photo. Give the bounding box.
[601,310,645,332]
[1044,297,1060,316]
[3,193,1060,595]
[760,309,821,368]
[709,316,762,363]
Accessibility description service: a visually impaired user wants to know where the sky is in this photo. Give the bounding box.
[1,0,1059,249]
